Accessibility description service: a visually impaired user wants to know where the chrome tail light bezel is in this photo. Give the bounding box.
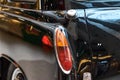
[54,26,73,74]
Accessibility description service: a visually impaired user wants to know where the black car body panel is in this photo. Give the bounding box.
[71,0,120,9]
[85,7,120,77]
[1,0,120,80]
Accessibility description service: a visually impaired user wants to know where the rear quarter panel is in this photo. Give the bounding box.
[0,27,57,80]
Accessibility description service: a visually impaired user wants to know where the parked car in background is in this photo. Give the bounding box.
[1,0,120,80]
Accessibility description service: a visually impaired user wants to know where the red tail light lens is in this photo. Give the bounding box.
[42,35,53,47]
[55,28,73,74]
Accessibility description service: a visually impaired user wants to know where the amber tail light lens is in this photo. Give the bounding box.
[54,27,73,74]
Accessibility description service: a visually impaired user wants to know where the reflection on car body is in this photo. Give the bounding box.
[1,0,120,80]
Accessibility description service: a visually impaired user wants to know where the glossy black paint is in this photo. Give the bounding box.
[86,7,120,77]
[0,6,57,46]
[70,0,120,9]
[1,0,120,80]
[68,7,120,79]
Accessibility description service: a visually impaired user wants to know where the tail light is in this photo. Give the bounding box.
[42,35,53,47]
[54,27,73,74]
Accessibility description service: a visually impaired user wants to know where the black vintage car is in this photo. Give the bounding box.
[1,0,120,80]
